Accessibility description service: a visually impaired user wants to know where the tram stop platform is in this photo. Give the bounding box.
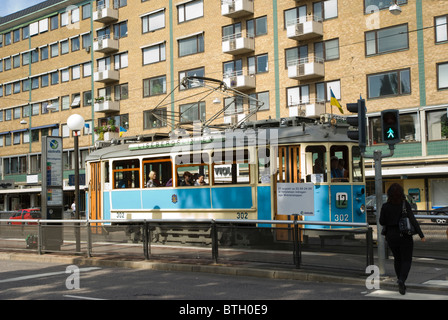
[1,249,448,294]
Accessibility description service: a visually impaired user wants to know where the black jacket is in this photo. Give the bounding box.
[379,201,425,239]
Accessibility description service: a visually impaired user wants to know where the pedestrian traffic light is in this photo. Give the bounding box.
[381,109,400,146]
[346,99,367,153]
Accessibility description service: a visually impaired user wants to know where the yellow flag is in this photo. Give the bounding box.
[330,89,343,114]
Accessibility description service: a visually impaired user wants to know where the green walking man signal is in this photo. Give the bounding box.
[381,109,400,146]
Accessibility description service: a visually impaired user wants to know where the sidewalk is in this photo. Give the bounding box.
[1,250,448,293]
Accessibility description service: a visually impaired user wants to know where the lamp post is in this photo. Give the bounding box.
[67,114,85,253]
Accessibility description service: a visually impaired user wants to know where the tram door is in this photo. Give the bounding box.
[89,162,102,233]
[275,146,301,241]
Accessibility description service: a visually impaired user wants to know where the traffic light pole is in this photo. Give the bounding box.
[364,145,395,276]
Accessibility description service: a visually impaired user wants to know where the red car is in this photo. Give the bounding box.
[8,209,41,225]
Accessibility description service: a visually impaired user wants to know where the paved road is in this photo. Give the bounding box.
[1,260,448,305]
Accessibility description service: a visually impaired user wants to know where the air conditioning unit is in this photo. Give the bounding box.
[296,23,304,35]
[229,40,236,50]
[298,64,305,76]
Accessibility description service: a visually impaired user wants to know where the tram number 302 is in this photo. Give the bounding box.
[236,212,248,219]
[334,214,349,222]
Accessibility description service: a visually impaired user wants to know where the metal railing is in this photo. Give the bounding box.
[0,218,373,271]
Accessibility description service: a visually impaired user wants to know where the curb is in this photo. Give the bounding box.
[1,252,447,293]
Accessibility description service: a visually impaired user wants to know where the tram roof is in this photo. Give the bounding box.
[86,122,353,161]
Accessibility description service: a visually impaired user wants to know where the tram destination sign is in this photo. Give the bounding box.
[129,135,225,151]
[277,183,314,215]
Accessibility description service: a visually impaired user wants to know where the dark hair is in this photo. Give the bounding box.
[387,183,405,204]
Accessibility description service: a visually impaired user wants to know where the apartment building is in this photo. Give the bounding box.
[0,0,446,212]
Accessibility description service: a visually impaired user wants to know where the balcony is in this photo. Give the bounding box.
[224,112,257,126]
[221,0,254,19]
[286,16,323,41]
[94,69,120,83]
[94,99,120,113]
[93,4,119,24]
[222,33,255,55]
[288,99,326,119]
[288,55,325,80]
[93,35,119,54]
[223,70,256,90]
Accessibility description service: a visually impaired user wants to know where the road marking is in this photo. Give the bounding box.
[0,267,101,284]
[63,295,105,300]
[423,280,448,287]
[366,289,448,300]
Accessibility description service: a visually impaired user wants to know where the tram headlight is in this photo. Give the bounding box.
[359,204,365,214]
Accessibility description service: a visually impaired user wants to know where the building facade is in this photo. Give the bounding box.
[0,0,447,212]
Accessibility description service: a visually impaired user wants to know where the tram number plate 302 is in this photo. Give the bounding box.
[335,192,348,209]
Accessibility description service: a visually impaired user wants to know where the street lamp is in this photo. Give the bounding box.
[67,114,85,253]
[389,1,402,15]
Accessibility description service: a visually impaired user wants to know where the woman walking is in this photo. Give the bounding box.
[379,183,425,295]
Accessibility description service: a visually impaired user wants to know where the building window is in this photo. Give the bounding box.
[114,83,128,101]
[144,108,167,129]
[142,43,166,65]
[367,69,410,99]
[249,91,270,112]
[71,36,80,52]
[113,21,128,39]
[436,15,448,43]
[178,0,203,23]
[51,43,59,57]
[142,9,165,33]
[368,112,419,145]
[315,39,339,61]
[437,62,448,90]
[287,85,310,107]
[427,109,448,141]
[247,16,268,37]
[178,33,204,57]
[51,71,59,85]
[50,15,58,30]
[61,40,69,55]
[61,69,69,83]
[365,24,408,56]
[143,75,166,97]
[285,45,308,68]
[114,52,128,70]
[248,54,268,74]
[179,67,205,90]
[180,102,206,123]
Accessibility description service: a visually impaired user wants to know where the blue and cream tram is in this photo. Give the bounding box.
[85,118,366,235]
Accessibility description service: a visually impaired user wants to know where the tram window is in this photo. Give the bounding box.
[175,153,209,187]
[113,159,140,189]
[352,146,364,182]
[143,157,173,187]
[212,149,250,185]
[258,148,271,184]
[177,165,209,186]
[105,162,110,183]
[330,146,349,183]
[305,146,327,183]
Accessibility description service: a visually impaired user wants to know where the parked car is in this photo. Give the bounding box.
[366,194,417,225]
[8,208,41,225]
[430,206,448,224]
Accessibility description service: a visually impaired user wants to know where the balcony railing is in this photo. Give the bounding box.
[222,32,255,55]
[93,35,119,53]
[94,69,120,83]
[94,99,120,113]
[221,0,254,18]
[223,70,256,90]
[93,2,119,23]
[286,15,323,41]
[288,98,326,118]
[287,55,325,80]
